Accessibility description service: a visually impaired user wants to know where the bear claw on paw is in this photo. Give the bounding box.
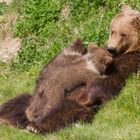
[26,125,39,133]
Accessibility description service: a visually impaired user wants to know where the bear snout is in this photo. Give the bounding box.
[26,107,43,123]
[32,113,41,122]
[107,46,117,54]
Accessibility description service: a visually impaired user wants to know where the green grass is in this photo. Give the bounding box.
[0,66,140,140]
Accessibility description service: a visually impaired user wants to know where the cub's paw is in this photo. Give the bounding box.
[26,124,39,134]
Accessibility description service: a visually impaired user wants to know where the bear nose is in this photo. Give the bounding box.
[33,111,46,123]
[26,108,42,123]
[107,47,116,54]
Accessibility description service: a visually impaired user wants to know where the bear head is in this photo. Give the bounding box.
[107,5,140,54]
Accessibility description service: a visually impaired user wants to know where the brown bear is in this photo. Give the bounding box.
[0,5,140,134]
[26,43,112,123]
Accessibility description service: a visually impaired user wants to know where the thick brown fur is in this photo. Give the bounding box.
[0,93,31,128]
[27,99,93,134]
[0,93,94,133]
[26,43,112,123]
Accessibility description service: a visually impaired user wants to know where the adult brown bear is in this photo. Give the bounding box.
[0,5,140,134]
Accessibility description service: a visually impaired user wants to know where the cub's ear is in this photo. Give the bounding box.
[104,56,113,65]
[88,43,98,53]
[120,4,132,12]
[69,38,87,54]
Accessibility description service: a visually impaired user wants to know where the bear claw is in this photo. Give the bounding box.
[26,125,38,133]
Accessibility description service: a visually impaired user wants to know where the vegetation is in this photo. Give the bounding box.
[0,0,140,139]
[9,0,126,69]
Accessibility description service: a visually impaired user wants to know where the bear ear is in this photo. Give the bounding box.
[88,43,98,53]
[104,56,113,66]
[120,4,132,12]
[69,38,87,54]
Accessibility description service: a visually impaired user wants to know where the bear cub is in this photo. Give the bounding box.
[26,43,112,123]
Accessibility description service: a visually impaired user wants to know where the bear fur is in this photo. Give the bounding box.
[0,94,31,128]
[0,93,94,134]
[26,43,112,123]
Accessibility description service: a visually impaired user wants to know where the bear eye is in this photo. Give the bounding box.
[39,90,44,97]
[111,30,114,35]
[120,33,127,37]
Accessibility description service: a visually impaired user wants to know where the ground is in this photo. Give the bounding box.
[0,10,20,63]
[0,0,12,4]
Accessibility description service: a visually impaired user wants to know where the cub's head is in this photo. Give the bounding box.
[88,43,112,74]
[107,5,140,54]
[25,82,49,123]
